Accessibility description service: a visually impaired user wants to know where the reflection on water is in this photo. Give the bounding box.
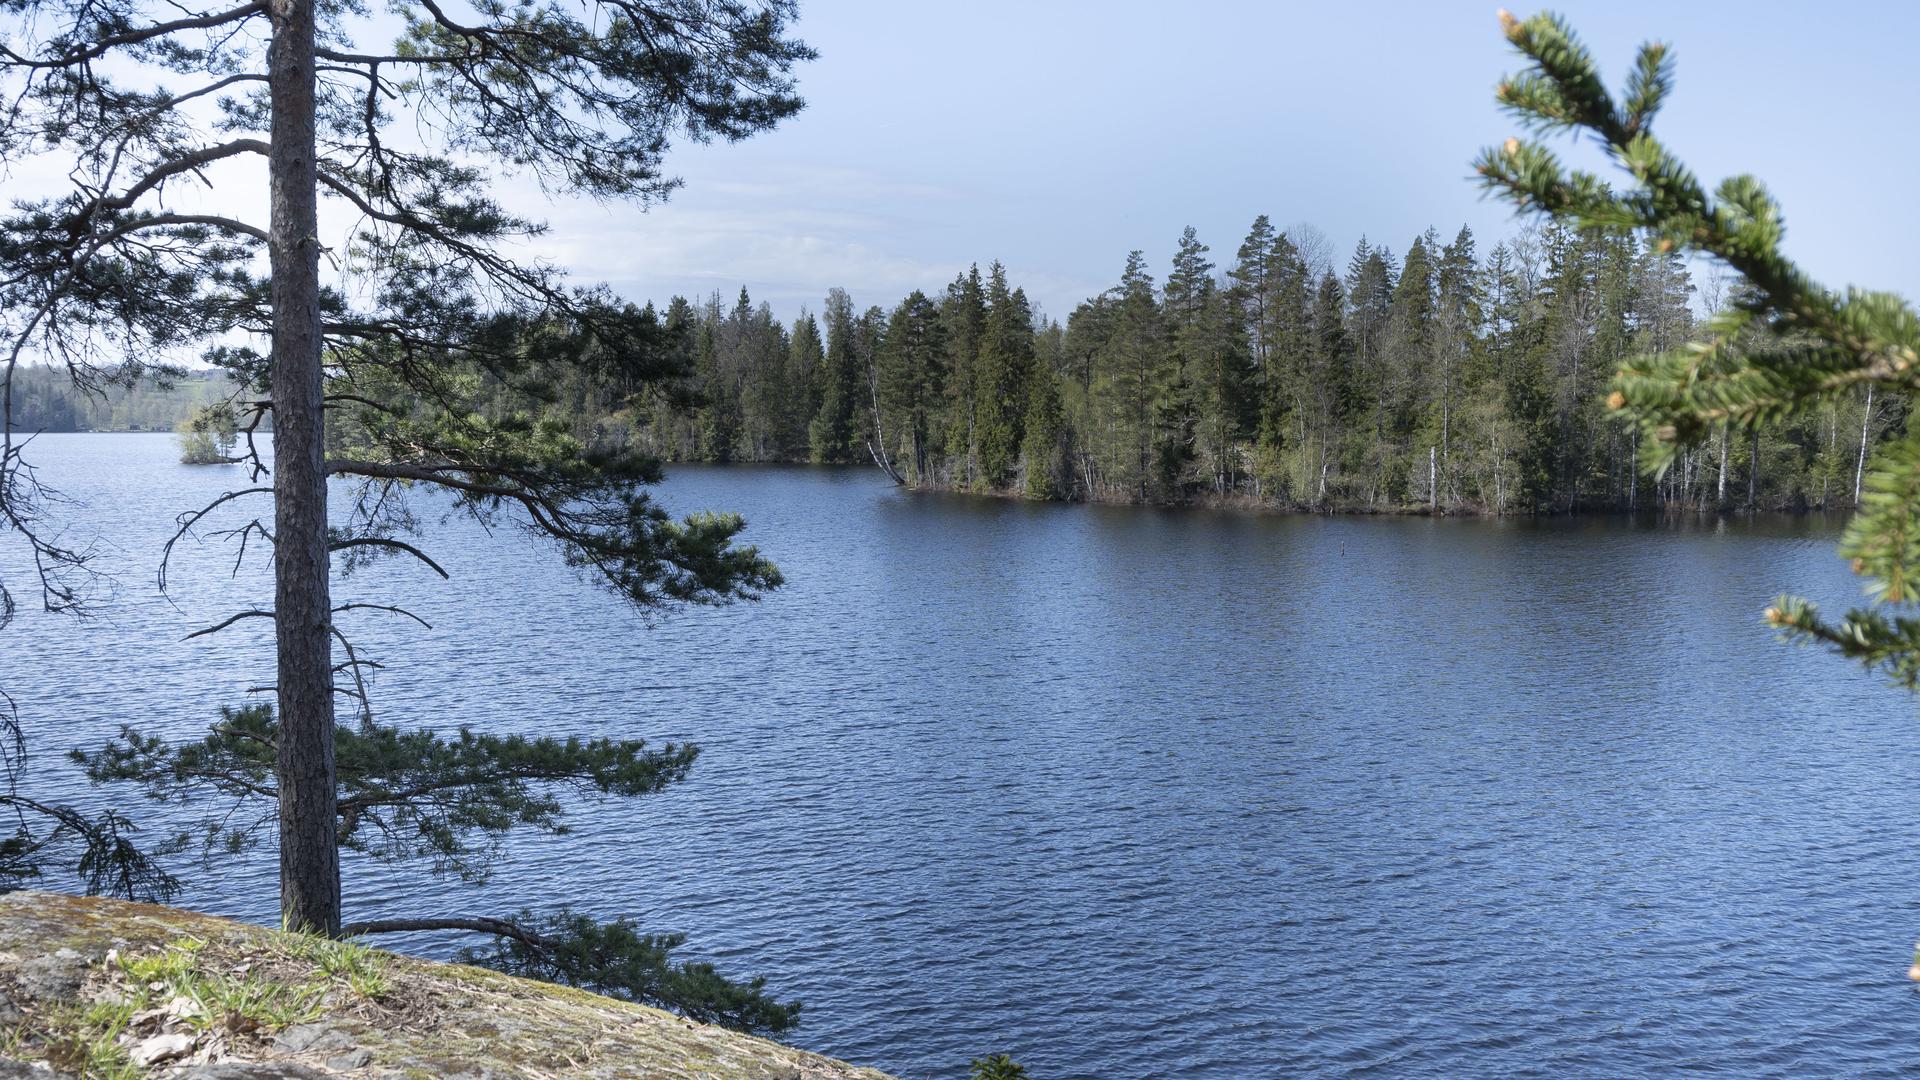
[5,433,1916,1079]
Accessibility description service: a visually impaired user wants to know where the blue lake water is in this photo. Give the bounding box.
[5,432,1919,1078]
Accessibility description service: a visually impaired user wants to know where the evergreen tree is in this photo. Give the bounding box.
[970,1055,1031,1080]
[877,291,946,484]
[1102,251,1171,500]
[1345,240,1399,503]
[729,290,794,461]
[976,264,1034,487]
[1305,272,1354,504]
[854,303,890,470]
[1189,281,1254,494]
[1230,216,1281,387]
[1022,365,1072,500]
[1252,233,1312,499]
[1380,233,1437,501]
[786,313,827,454]
[941,266,989,487]
[0,0,807,1021]
[1480,9,1920,681]
[1430,226,1481,506]
[809,288,864,463]
[695,297,740,462]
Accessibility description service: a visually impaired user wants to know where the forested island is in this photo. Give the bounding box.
[6,0,1920,1075]
[21,220,1893,516]
[455,220,1898,515]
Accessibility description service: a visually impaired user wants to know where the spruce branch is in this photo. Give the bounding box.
[1484,10,1920,685]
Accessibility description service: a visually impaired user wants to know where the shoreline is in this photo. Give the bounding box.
[657,458,1857,520]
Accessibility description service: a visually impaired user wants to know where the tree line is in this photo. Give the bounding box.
[7,368,246,434]
[523,220,1899,513]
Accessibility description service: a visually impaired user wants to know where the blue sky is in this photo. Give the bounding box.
[539,1,1920,322]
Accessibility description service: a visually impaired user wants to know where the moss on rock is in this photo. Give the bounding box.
[0,891,895,1080]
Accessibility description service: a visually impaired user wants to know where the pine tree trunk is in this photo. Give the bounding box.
[268,0,340,936]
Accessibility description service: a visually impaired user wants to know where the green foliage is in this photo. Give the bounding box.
[977,264,1036,487]
[326,315,784,611]
[122,938,331,1033]
[942,266,990,487]
[74,704,795,1034]
[877,290,945,483]
[14,934,384,1078]
[969,1054,1031,1080]
[176,402,239,465]
[76,704,697,882]
[536,213,1887,513]
[467,906,801,1036]
[0,785,180,904]
[1022,360,1070,500]
[1481,9,1920,682]
[0,0,810,910]
[809,289,865,464]
[6,368,244,433]
[37,997,142,1080]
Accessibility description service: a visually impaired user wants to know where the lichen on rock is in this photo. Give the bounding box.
[0,891,895,1079]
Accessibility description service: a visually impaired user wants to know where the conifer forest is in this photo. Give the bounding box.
[507,219,1896,515]
[7,1,1920,1078]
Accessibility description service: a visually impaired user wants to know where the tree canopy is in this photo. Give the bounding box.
[0,0,810,1034]
[490,224,1880,518]
[1478,9,1920,686]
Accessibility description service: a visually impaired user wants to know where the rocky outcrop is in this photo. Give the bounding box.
[0,891,895,1079]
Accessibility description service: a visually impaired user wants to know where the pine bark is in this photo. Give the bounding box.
[268,0,339,935]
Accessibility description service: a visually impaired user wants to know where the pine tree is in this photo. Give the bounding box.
[1022,365,1071,500]
[0,0,806,1018]
[1230,216,1280,387]
[976,264,1034,488]
[854,303,890,470]
[1102,251,1171,500]
[809,288,864,463]
[1431,226,1481,507]
[940,266,989,487]
[1345,240,1399,504]
[1306,272,1353,504]
[1252,233,1312,499]
[786,313,827,455]
[1189,281,1253,494]
[695,297,740,462]
[726,289,793,462]
[877,291,945,484]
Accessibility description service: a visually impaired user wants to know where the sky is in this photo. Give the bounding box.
[529,0,1920,323]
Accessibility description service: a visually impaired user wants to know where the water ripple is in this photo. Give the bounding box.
[3,435,1917,1078]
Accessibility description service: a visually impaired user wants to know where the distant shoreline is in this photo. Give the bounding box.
[47,433,1853,518]
[888,479,1846,520]
[652,458,1852,520]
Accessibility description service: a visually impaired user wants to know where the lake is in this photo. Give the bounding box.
[5,432,1918,1078]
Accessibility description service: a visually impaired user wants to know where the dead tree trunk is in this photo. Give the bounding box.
[1856,385,1875,505]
